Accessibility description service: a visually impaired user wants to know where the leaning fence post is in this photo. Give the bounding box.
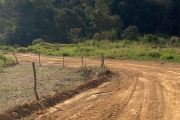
[12,51,19,64]
[32,62,39,100]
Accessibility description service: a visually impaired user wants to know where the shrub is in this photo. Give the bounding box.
[157,37,167,48]
[68,28,82,43]
[0,53,7,61]
[0,53,16,67]
[0,46,14,51]
[32,38,44,45]
[121,26,140,40]
[143,34,158,43]
[170,36,180,47]
[160,54,175,60]
[93,31,105,40]
[147,50,161,58]
[16,47,27,52]
[105,29,118,41]
[0,60,3,70]
[138,51,146,57]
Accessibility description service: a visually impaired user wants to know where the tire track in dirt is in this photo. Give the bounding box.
[116,78,143,120]
[66,77,139,120]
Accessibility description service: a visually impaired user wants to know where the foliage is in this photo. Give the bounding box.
[121,26,140,40]
[15,47,28,53]
[93,32,105,40]
[0,46,14,51]
[1,0,179,46]
[32,38,44,45]
[68,28,82,43]
[0,53,16,69]
[169,36,180,47]
[143,34,158,43]
[13,40,180,63]
[105,29,118,41]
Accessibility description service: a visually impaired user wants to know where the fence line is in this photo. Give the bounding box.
[12,52,107,69]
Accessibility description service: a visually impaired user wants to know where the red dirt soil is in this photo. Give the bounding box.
[1,53,180,120]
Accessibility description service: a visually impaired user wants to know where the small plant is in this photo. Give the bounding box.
[0,52,16,67]
[32,38,44,45]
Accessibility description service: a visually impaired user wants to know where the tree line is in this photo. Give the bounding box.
[0,0,179,46]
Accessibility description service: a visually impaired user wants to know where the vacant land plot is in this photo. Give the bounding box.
[0,64,98,111]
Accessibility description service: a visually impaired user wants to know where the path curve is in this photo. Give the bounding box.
[9,53,180,120]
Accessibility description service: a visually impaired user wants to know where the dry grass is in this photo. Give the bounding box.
[0,64,98,111]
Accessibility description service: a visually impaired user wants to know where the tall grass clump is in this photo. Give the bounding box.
[0,53,16,69]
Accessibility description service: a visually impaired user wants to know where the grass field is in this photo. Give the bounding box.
[1,40,180,62]
[0,64,101,111]
[14,40,180,62]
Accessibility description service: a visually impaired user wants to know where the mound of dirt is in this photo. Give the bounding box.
[0,70,113,120]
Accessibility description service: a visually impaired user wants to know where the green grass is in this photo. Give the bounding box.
[0,53,16,69]
[1,40,180,63]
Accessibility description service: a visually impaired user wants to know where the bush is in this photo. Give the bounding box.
[16,47,27,52]
[93,31,105,40]
[147,50,161,58]
[157,37,167,48]
[143,34,158,43]
[160,54,175,60]
[170,36,180,47]
[121,26,140,40]
[138,51,146,57]
[32,38,44,45]
[0,60,3,69]
[105,29,118,41]
[0,53,7,61]
[0,46,14,51]
[0,53,16,67]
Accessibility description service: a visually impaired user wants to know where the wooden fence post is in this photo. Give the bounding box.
[39,53,41,66]
[62,51,65,68]
[101,54,105,68]
[81,56,84,68]
[83,60,87,79]
[32,62,39,100]
[12,51,19,64]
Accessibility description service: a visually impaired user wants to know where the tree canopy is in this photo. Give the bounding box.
[0,0,179,46]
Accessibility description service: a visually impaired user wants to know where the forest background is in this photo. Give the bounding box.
[0,0,180,46]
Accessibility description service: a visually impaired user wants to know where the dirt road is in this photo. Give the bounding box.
[10,53,180,120]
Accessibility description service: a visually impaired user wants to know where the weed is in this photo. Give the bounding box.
[2,40,180,63]
[0,53,16,68]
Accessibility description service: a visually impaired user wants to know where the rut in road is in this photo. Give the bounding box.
[35,70,164,120]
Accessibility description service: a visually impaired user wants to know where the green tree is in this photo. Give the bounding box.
[54,8,83,43]
[68,28,82,43]
[121,26,140,40]
[105,29,118,41]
